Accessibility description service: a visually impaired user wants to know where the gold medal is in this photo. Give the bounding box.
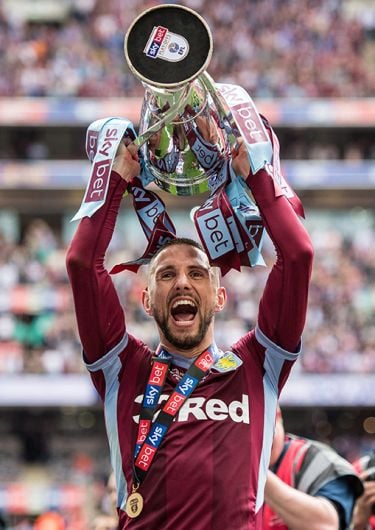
[125,485,144,518]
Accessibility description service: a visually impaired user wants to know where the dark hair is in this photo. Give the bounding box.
[150,237,205,263]
[147,237,220,284]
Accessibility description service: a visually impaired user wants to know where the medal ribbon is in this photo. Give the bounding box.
[132,346,218,486]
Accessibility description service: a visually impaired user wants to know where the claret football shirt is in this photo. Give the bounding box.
[67,167,313,529]
[87,329,299,530]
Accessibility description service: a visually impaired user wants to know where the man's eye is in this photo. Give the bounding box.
[190,270,204,279]
[160,271,174,279]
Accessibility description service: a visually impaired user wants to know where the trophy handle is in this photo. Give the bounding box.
[132,84,192,149]
[199,72,240,150]
[132,72,239,151]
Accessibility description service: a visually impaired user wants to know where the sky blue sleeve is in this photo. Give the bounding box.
[316,476,356,530]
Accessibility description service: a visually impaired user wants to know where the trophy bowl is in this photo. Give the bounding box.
[124,4,234,196]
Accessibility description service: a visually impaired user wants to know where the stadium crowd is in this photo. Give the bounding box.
[0,0,374,98]
[0,1,374,528]
[0,213,374,375]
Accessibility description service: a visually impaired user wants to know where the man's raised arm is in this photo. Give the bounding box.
[233,138,314,353]
[66,144,140,363]
[248,165,314,353]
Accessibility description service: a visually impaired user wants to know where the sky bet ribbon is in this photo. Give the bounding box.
[132,345,219,486]
[217,82,304,218]
[72,117,136,221]
[194,171,265,276]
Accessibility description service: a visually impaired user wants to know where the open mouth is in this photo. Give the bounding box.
[170,299,198,323]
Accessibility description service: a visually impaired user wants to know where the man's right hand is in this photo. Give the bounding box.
[231,138,251,179]
[112,141,140,182]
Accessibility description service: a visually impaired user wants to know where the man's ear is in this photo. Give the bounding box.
[142,287,152,316]
[215,286,227,313]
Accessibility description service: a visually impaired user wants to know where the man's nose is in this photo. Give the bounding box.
[175,272,191,289]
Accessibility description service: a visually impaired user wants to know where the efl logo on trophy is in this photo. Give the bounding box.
[144,25,189,62]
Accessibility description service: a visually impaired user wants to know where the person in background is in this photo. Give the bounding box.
[91,472,118,530]
[106,472,117,520]
[91,514,117,530]
[263,406,363,529]
[33,511,65,530]
[0,512,7,530]
[352,451,375,530]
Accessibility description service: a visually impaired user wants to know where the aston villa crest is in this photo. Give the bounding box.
[214,352,243,373]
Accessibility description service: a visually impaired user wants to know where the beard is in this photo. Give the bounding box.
[153,306,215,351]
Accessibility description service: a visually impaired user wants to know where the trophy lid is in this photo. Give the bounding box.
[125,4,213,88]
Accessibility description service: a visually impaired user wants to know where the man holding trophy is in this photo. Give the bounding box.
[66,5,314,529]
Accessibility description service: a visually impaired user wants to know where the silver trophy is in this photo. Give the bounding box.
[124,4,240,196]
[73,4,280,274]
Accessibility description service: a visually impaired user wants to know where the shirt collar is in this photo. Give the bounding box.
[156,342,223,369]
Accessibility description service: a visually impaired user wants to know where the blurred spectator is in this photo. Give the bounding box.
[352,451,375,530]
[0,219,83,375]
[9,129,49,160]
[91,472,117,530]
[0,512,7,530]
[12,520,33,530]
[106,472,117,519]
[91,514,117,530]
[264,406,363,529]
[0,0,373,98]
[33,511,65,530]
[301,222,375,373]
